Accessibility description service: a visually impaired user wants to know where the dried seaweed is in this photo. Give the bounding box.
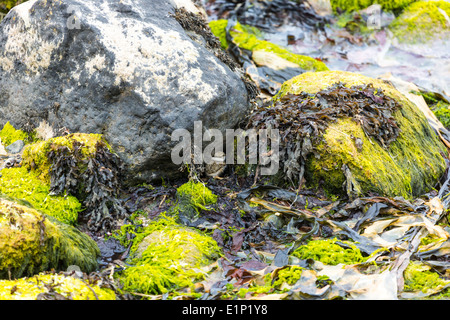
[247,82,402,186]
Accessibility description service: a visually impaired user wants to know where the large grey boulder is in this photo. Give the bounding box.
[0,0,250,183]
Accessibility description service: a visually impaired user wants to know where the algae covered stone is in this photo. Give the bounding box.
[117,215,221,295]
[251,70,446,199]
[389,0,450,43]
[0,272,115,300]
[0,198,100,279]
[0,167,82,225]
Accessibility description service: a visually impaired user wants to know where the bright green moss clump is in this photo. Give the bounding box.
[292,238,366,265]
[0,273,115,300]
[0,198,99,279]
[404,261,450,294]
[117,214,222,296]
[431,101,450,128]
[276,71,446,199]
[209,20,328,72]
[331,0,416,13]
[0,121,28,147]
[390,1,450,43]
[0,167,81,225]
[176,180,218,210]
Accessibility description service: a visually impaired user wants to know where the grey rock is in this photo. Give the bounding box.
[0,0,250,184]
[5,139,24,154]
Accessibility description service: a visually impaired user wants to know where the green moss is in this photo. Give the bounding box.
[331,0,416,13]
[21,133,108,183]
[276,71,446,199]
[404,261,450,293]
[389,1,450,43]
[117,214,222,295]
[208,19,329,72]
[0,121,28,147]
[0,273,115,300]
[431,101,450,128]
[292,238,366,265]
[176,180,218,210]
[0,198,99,279]
[273,266,303,287]
[208,19,229,49]
[0,167,81,225]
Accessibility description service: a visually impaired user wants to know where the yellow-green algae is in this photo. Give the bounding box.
[0,198,99,279]
[431,101,450,128]
[22,132,109,183]
[116,214,222,296]
[0,273,115,300]
[292,238,367,265]
[330,0,416,13]
[176,180,218,210]
[276,70,446,199]
[236,265,303,298]
[209,20,329,72]
[389,1,450,43]
[0,167,81,225]
[403,261,450,294]
[0,121,28,147]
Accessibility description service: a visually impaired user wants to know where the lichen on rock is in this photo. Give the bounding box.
[249,71,446,199]
[0,198,100,279]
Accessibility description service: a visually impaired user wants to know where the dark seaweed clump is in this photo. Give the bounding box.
[48,139,127,232]
[247,82,402,184]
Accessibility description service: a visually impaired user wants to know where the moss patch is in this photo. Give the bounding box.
[0,273,115,300]
[116,214,222,296]
[292,238,366,265]
[404,261,450,294]
[0,121,28,147]
[209,19,328,72]
[275,70,446,199]
[331,0,416,13]
[431,101,450,129]
[0,198,99,279]
[389,1,450,43]
[0,167,81,225]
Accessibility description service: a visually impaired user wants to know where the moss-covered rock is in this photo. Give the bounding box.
[0,198,100,279]
[389,1,450,43]
[0,167,81,225]
[263,71,446,199]
[116,214,221,296]
[21,133,109,184]
[330,0,416,13]
[0,272,115,300]
[209,20,329,72]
